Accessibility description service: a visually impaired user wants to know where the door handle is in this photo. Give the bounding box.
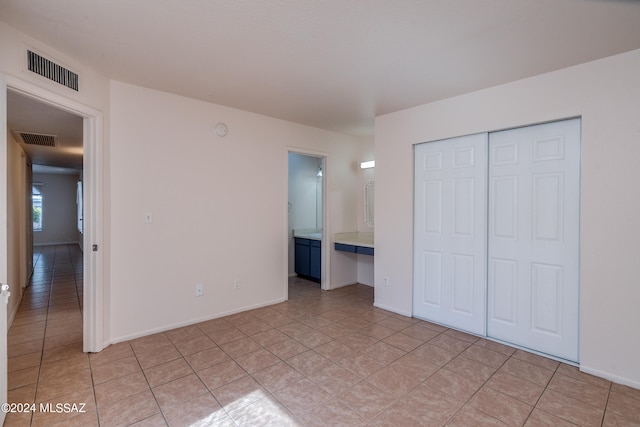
[0,284,10,304]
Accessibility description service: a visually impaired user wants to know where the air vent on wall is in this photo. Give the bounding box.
[12,131,58,148]
[27,50,79,91]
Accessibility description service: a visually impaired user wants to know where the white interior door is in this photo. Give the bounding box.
[414,133,487,335]
[487,118,580,361]
[0,73,9,426]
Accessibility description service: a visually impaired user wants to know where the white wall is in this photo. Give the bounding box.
[109,81,362,341]
[0,21,365,348]
[33,173,81,245]
[375,49,640,388]
[6,131,28,325]
[0,23,110,108]
[1,21,111,346]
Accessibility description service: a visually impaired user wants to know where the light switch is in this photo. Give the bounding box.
[144,212,153,224]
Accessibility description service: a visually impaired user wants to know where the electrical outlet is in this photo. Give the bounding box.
[234,279,240,289]
[383,277,389,286]
[195,283,203,296]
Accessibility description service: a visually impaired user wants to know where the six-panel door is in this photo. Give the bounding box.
[487,119,580,362]
[413,118,580,362]
[413,133,488,335]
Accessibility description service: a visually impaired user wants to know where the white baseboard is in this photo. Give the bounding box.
[6,283,31,329]
[7,296,21,330]
[373,302,412,318]
[580,364,640,390]
[109,297,286,345]
[329,281,357,290]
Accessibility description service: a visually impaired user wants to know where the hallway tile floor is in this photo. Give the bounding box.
[4,244,640,426]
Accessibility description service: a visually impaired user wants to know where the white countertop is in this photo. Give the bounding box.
[293,229,322,241]
[333,232,374,248]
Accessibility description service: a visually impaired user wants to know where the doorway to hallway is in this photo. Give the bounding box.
[2,74,105,358]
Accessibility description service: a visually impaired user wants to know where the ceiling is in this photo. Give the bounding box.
[7,90,83,172]
[3,0,640,170]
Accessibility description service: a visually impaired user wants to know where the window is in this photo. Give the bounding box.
[32,185,43,231]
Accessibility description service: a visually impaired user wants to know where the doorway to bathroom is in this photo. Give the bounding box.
[287,151,327,292]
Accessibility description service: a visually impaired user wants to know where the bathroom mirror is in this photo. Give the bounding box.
[364,180,374,228]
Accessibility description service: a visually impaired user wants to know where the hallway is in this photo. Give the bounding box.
[6,244,86,426]
[4,244,640,426]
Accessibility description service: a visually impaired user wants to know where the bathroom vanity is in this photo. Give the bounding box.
[293,229,322,282]
[333,232,374,256]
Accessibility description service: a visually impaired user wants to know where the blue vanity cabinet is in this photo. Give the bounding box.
[356,246,374,256]
[309,239,321,281]
[334,242,374,256]
[294,238,311,277]
[334,243,356,253]
[294,238,321,282]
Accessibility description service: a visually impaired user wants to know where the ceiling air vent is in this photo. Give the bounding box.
[12,131,58,148]
[27,50,79,91]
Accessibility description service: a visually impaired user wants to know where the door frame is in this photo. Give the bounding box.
[284,147,330,298]
[4,74,105,353]
[0,72,8,427]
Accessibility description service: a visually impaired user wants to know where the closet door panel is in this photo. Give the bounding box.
[414,133,487,335]
[490,257,518,325]
[487,118,580,362]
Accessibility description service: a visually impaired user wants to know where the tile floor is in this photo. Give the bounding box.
[5,244,640,426]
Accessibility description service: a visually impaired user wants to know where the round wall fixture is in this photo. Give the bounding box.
[214,123,228,137]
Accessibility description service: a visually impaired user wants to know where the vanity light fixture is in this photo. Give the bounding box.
[360,160,375,169]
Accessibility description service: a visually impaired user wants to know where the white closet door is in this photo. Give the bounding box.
[487,118,580,361]
[414,134,487,335]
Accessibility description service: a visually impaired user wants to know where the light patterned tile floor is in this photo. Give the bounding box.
[5,244,640,426]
